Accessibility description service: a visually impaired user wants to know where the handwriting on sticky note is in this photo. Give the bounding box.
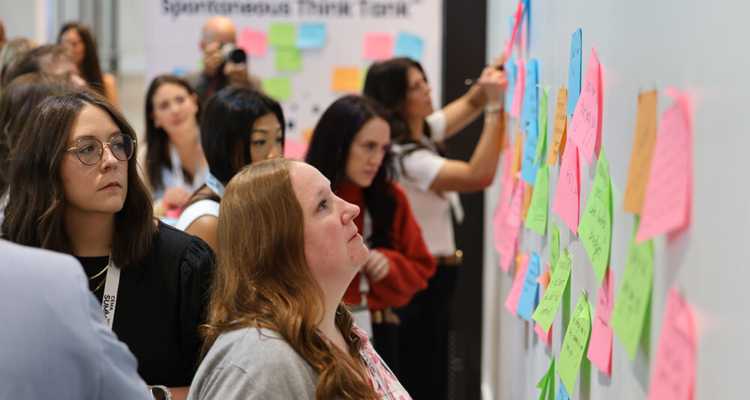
[262,77,292,101]
[636,96,691,243]
[394,32,424,62]
[552,139,580,235]
[550,221,560,273]
[535,85,549,164]
[569,46,601,164]
[331,67,360,92]
[295,23,326,49]
[522,59,539,135]
[517,252,541,321]
[276,48,302,71]
[521,124,539,185]
[610,219,654,359]
[532,250,571,332]
[237,28,267,56]
[499,180,524,272]
[558,292,591,393]
[566,28,582,115]
[587,269,614,376]
[510,60,525,118]
[623,90,658,214]
[362,33,394,60]
[548,88,568,165]
[525,163,548,235]
[505,253,530,315]
[648,288,696,400]
[579,149,612,285]
[268,23,296,48]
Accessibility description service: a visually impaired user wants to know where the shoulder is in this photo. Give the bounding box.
[154,221,215,267]
[0,240,83,285]
[176,199,220,231]
[102,72,116,86]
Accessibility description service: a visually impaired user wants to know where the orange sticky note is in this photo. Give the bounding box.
[510,132,523,184]
[648,288,696,400]
[510,60,525,118]
[499,179,524,273]
[547,88,568,165]
[521,183,533,221]
[569,47,602,165]
[586,268,614,376]
[504,252,530,316]
[331,67,360,92]
[552,139,580,235]
[623,90,658,214]
[636,90,691,243]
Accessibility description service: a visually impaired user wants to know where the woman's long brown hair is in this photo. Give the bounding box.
[201,158,378,400]
[58,22,105,96]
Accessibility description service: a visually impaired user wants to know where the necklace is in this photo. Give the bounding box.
[89,263,109,293]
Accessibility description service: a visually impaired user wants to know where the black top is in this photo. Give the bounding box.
[76,221,214,387]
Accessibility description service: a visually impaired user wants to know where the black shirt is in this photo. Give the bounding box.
[76,221,214,387]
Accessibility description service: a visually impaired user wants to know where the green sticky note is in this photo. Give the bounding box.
[359,65,369,91]
[579,149,612,286]
[262,77,292,101]
[269,23,296,48]
[550,221,560,274]
[610,217,654,359]
[558,290,591,394]
[547,356,556,400]
[535,85,550,164]
[276,48,302,71]
[525,162,549,234]
[537,355,555,400]
[532,249,571,332]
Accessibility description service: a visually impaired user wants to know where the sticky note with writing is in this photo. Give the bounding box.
[522,59,539,135]
[648,288,696,400]
[547,88,568,165]
[504,59,516,111]
[587,269,614,376]
[517,252,541,321]
[505,2,524,57]
[504,253,530,315]
[610,217,654,359]
[569,46,602,165]
[566,28,582,115]
[521,183,533,221]
[578,149,612,285]
[394,32,424,62]
[532,249,571,332]
[510,60,525,118]
[552,139,580,235]
[525,162,548,234]
[558,290,591,393]
[555,382,570,400]
[493,147,515,253]
[535,85,550,164]
[362,33,394,60]
[535,264,552,346]
[499,179,524,272]
[295,23,326,49]
[623,90,658,214]
[636,91,691,243]
[550,221,560,273]
[237,28,267,56]
[268,23,296,48]
[511,132,523,183]
[521,125,539,185]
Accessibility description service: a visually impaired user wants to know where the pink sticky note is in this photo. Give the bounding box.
[534,264,553,346]
[494,149,515,253]
[648,288,696,400]
[504,253,530,315]
[552,139,580,235]
[499,179,525,272]
[504,2,524,58]
[509,60,525,118]
[569,46,602,165]
[587,268,614,376]
[362,33,394,60]
[237,28,268,57]
[284,139,308,160]
[636,91,692,243]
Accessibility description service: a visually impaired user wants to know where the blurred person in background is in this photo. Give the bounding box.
[3,44,86,89]
[58,21,118,106]
[0,37,38,90]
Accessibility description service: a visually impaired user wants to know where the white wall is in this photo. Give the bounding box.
[483,0,750,399]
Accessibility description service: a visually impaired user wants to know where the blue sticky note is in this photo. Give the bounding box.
[566,28,582,115]
[521,0,531,48]
[516,252,541,321]
[555,382,570,400]
[521,59,539,134]
[521,122,539,185]
[296,23,327,49]
[504,59,516,111]
[394,32,424,62]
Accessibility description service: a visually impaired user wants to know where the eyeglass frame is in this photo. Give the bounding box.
[62,133,137,166]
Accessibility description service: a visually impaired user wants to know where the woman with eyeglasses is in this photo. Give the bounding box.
[189,158,412,400]
[363,57,507,399]
[305,95,435,375]
[1,88,214,400]
[175,86,284,249]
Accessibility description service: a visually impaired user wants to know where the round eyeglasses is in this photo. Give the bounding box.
[63,133,136,166]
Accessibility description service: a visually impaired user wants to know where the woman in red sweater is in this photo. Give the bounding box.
[306,95,435,376]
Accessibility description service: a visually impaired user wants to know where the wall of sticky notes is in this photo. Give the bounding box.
[144,0,442,141]
[481,1,749,399]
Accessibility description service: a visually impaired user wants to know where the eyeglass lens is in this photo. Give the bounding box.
[76,134,134,165]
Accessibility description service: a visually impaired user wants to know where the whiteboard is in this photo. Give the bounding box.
[481,0,750,399]
[144,0,442,141]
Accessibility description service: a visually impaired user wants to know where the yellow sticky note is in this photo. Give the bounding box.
[331,67,360,92]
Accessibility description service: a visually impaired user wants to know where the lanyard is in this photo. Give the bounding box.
[359,349,396,400]
[205,171,225,198]
[169,143,184,188]
[100,256,121,330]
